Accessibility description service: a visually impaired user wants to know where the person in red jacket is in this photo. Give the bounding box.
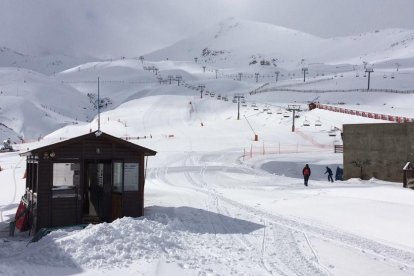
[303,164,311,186]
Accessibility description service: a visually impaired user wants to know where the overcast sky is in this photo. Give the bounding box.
[0,0,413,58]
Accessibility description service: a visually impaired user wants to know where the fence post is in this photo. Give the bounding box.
[250,144,253,158]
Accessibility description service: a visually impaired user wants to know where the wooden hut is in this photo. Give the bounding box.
[19,131,156,233]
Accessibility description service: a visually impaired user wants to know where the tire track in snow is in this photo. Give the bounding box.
[176,151,414,273]
[181,152,292,275]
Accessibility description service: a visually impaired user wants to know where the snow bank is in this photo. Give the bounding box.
[25,215,184,269]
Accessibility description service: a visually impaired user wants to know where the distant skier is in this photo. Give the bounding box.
[302,164,311,186]
[325,166,334,182]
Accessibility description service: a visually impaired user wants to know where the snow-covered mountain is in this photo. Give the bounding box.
[2,18,414,142]
[0,68,94,141]
[0,46,95,75]
[146,18,414,70]
[2,17,414,276]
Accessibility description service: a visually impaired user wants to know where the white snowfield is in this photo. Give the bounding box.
[1,18,414,275]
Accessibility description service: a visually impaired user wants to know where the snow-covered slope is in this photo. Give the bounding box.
[2,18,414,276]
[146,18,324,69]
[146,18,414,70]
[0,68,93,140]
[0,46,94,75]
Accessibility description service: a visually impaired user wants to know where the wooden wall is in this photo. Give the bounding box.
[32,135,147,232]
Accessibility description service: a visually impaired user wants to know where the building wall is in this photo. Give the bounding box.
[343,123,414,182]
[33,136,146,232]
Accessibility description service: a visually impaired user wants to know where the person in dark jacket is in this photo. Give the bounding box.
[325,166,334,182]
[302,164,311,186]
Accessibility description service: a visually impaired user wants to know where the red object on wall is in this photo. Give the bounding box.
[15,199,31,232]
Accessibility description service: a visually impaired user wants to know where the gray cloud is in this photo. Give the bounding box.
[0,0,412,58]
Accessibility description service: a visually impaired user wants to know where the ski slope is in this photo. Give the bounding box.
[1,18,414,275]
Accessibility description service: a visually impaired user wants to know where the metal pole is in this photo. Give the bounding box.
[368,71,371,90]
[98,77,100,131]
[365,68,373,90]
[237,97,240,120]
[292,110,295,132]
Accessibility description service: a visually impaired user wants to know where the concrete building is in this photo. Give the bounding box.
[343,123,414,182]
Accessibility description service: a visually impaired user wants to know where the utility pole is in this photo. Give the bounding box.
[238,72,243,81]
[176,76,182,86]
[288,105,301,132]
[215,69,218,79]
[154,68,159,75]
[198,84,205,99]
[168,75,173,84]
[255,73,259,83]
[301,67,308,82]
[97,77,100,131]
[275,71,280,82]
[234,94,244,120]
[202,66,206,73]
[365,68,374,90]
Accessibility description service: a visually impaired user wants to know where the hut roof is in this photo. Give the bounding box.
[20,131,157,157]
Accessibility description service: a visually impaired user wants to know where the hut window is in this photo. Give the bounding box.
[124,163,139,191]
[52,163,80,189]
[113,162,123,192]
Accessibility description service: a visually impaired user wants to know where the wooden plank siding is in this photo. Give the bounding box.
[36,160,52,231]
[51,197,78,227]
[21,131,156,233]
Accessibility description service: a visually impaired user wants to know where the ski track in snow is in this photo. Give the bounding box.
[145,150,414,275]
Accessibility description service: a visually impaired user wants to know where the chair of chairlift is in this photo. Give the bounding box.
[315,118,322,126]
[267,110,273,114]
[303,117,310,126]
[363,74,367,77]
[328,127,336,136]
[383,75,387,79]
[391,75,395,79]
[340,74,343,77]
[283,112,290,118]
[276,109,283,114]
[356,74,359,77]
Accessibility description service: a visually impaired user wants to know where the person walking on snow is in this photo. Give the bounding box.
[325,166,334,182]
[302,164,311,186]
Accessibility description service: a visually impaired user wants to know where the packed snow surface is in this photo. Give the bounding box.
[1,18,414,275]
